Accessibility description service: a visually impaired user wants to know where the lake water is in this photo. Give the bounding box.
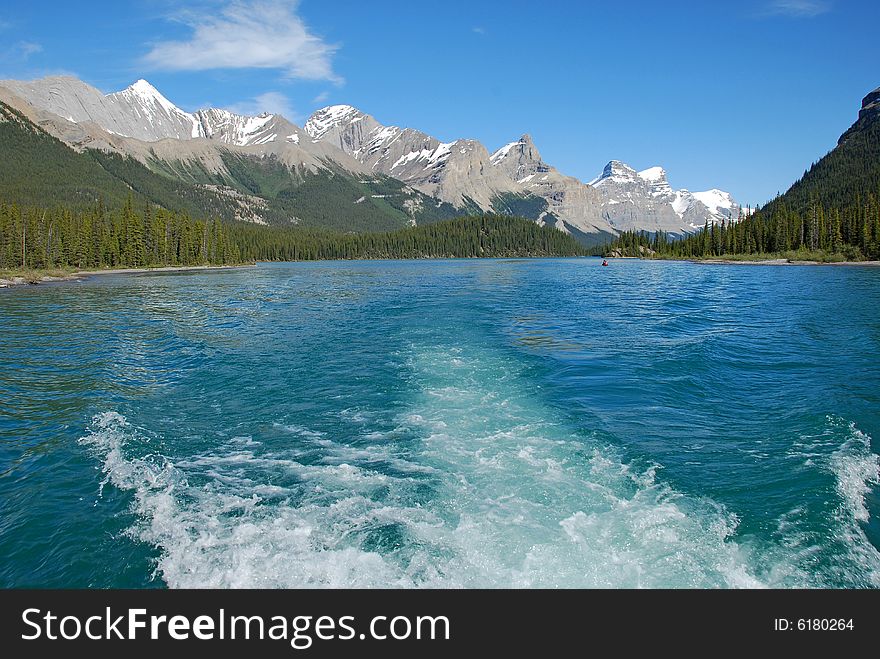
[1,259,878,588]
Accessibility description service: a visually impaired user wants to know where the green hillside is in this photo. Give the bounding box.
[760,88,880,218]
[0,101,266,220]
[608,86,880,261]
[0,199,587,271]
[0,101,146,209]
[0,101,460,232]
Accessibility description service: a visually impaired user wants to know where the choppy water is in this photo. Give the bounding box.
[1,259,878,588]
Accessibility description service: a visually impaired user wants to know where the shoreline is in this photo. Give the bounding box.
[692,258,880,267]
[605,254,880,267]
[5,257,879,288]
[0,264,254,288]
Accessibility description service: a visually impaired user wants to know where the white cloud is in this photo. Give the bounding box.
[0,66,79,81]
[227,91,298,121]
[472,27,486,35]
[0,40,42,65]
[312,90,329,105]
[764,0,831,17]
[143,0,341,82]
[18,41,42,58]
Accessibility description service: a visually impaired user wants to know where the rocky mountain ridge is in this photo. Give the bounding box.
[0,75,741,240]
[305,104,740,236]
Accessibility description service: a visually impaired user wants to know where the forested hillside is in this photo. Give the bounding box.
[0,200,586,271]
[0,101,270,220]
[607,87,880,261]
[0,100,458,232]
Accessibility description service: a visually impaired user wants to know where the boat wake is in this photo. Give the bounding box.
[79,349,880,589]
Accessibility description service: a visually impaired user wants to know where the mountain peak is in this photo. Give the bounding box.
[313,104,361,120]
[638,166,668,183]
[305,104,366,139]
[839,83,880,146]
[128,79,160,95]
[120,79,172,105]
[638,167,674,198]
[490,134,543,166]
[859,86,880,120]
[598,160,638,182]
[112,78,180,116]
[491,140,524,163]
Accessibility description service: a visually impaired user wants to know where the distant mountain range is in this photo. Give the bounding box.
[303,103,740,239]
[0,76,740,243]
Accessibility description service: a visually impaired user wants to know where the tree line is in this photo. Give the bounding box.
[607,98,880,261]
[607,193,880,261]
[0,198,587,271]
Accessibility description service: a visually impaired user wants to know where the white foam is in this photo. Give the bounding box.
[825,422,880,587]
[80,413,419,588]
[830,423,880,523]
[82,341,774,590]
[79,358,880,589]
[772,418,880,587]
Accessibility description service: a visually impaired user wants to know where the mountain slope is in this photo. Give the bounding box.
[489,135,612,237]
[0,99,249,217]
[304,105,527,210]
[0,80,459,231]
[760,86,880,217]
[2,75,742,241]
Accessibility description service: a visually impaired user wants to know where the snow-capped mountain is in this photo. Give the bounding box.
[489,135,611,235]
[305,105,524,210]
[590,161,683,234]
[589,162,741,235]
[306,103,738,237]
[0,74,740,240]
[637,166,739,228]
[0,76,202,142]
[0,75,380,186]
[0,76,307,149]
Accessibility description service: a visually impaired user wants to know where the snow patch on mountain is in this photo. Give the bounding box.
[304,105,361,141]
[638,166,666,183]
[0,76,311,148]
[692,189,738,219]
[592,161,739,234]
[490,141,525,165]
[591,161,639,186]
[2,74,741,241]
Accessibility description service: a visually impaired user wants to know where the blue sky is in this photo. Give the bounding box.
[0,0,877,206]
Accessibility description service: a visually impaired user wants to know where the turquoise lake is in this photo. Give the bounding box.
[0,258,878,588]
